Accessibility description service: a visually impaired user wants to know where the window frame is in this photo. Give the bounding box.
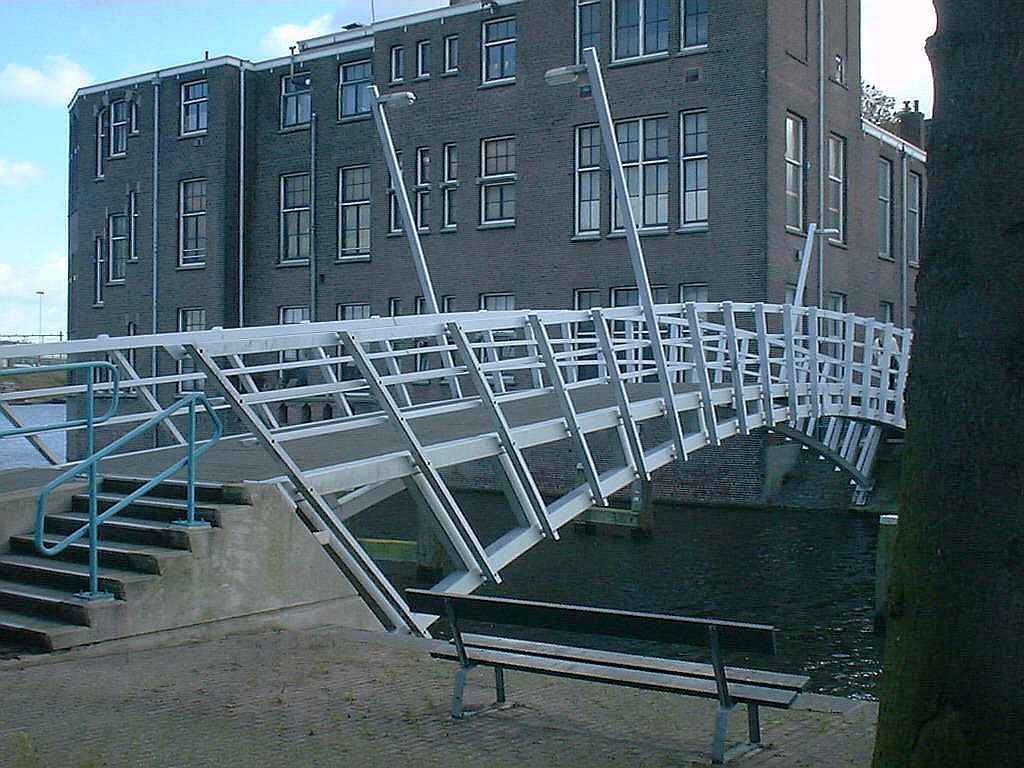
[415,147,431,231]
[178,178,208,267]
[390,45,406,83]
[827,133,847,243]
[279,172,312,264]
[612,0,671,62]
[339,165,372,261]
[612,115,670,232]
[280,72,312,129]
[877,157,894,259]
[479,293,516,312]
[574,124,602,236]
[681,0,709,50]
[680,109,709,228]
[180,80,209,136]
[416,40,432,78]
[107,213,129,283]
[177,307,207,392]
[680,283,709,303]
[785,112,806,232]
[482,17,518,84]
[389,151,404,234]
[128,190,139,262]
[339,59,373,119]
[93,237,105,305]
[576,0,602,63]
[442,143,458,229]
[95,108,106,178]
[480,136,517,226]
[444,35,460,73]
[109,99,129,157]
[907,171,922,266]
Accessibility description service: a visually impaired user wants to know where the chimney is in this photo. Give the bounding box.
[896,99,926,149]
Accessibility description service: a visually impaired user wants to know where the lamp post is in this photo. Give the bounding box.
[545,47,687,461]
[35,291,44,342]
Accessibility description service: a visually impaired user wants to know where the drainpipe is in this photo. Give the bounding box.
[238,67,246,328]
[899,148,909,327]
[816,0,826,308]
[309,111,318,320]
[150,77,160,378]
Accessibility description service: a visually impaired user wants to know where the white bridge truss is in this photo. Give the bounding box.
[1,302,911,633]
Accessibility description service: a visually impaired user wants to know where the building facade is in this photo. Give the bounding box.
[66,0,927,505]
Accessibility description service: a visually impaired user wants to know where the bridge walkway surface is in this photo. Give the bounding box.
[0,623,877,768]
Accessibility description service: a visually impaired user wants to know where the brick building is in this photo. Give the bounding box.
[66,0,927,505]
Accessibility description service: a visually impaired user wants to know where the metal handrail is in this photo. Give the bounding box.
[0,361,120,438]
[35,391,223,601]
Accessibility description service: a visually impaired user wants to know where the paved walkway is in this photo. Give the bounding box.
[0,624,876,767]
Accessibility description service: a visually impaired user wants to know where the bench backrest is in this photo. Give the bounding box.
[406,589,777,655]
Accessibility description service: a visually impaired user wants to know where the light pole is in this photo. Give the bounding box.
[35,291,44,341]
[545,47,687,461]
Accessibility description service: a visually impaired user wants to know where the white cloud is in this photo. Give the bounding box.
[861,0,937,116]
[0,55,92,108]
[260,13,337,57]
[0,250,67,337]
[0,158,44,191]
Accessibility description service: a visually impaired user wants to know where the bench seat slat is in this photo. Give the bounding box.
[459,633,810,692]
[430,646,800,708]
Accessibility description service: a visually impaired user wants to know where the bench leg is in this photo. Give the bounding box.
[452,665,472,719]
[712,704,734,765]
[494,666,506,705]
[747,703,761,746]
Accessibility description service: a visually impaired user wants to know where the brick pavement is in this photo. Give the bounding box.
[0,625,876,767]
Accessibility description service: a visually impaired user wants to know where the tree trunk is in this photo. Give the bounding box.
[872,3,1024,766]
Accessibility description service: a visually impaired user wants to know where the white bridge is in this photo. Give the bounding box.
[0,301,911,634]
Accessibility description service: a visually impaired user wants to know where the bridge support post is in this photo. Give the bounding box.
[874,514,899,634]
[404,478,445,580]
[630,474,654,536]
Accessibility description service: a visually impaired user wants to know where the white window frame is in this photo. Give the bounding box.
[680,283,709,303]
[416,147,431,231]
[681,0,709,50]
[612,115,670,231]
[389,152,404,234]
[444,35,459,73]
[416,40,432,78]
[575,124,602,236]
[180,80,208,136]
[337,303,371,322]
[480,293,516,312]
[576,0,602,63]
[339,165,372,260]
[93,237,105,305]
[339,60,373,119]
[95,108,106,178]
[390,45,406,83]
[785,113,805,232]
[442,143,458,229]
[908,171,922,266]
[612,0,671,62]
[681,110,708,228]
[480,136,517,225]
[178,178,207,267]
[879,301,895,325]
[878,157,894,259]
[177,308,207,392]
[279,172,311,264]
[281,72,312,129]
[108,213,128,283]
[388,297,403,317]
[128,190,139,261]
[827,133,847,243]
[110,99,129,157]
[482,18,517,84]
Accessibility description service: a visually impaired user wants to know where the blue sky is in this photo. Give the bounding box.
[0,0,936,338]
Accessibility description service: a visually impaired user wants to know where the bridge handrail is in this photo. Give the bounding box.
[0,361,120,438]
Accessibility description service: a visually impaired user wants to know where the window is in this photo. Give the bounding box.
[389,152,404,233]
[281,73,312,128]
[93,237,105,305]
[178,308,207,391]
[785,113,805,231]
[390,46,406,82]
[613,286,670,306]
[443,143,458,229]
[388,297,403,316]
[575,125,602,235]
[416,147,431,230]
[681,111,708,226]
[95,109,106,177]
[128,190,139,261]
[129,100,139,133]
[614,116,669,230]
[682,0,709,48]
[481,293,516,312]
[442,296,457,313]
[444,35,459,73]
[481,137,517,224]
[827,134,846,242]
[908,172,922,266]
[110,100,129,156]
[280,173,311,263]
[417,40,432,77]
[577,0,602,61]
[339,166,371,259]
[878,158,893,258]
[614,0,669,60]
[681,283,709,303]
[574,288,601,334]
[179,179,207,266]
[279,306,310,365]
[338,303,371,321]
[483,18,517,83]
[340,60,373,118]
[833,54,846,85]
[879,301,895,325]
[108,214,128,282]
[825,292,846,356]
[180,80,208,135]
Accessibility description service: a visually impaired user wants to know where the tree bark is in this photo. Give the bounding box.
[872,3,1024,766]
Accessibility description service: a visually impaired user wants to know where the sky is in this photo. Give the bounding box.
[0,0,937,339]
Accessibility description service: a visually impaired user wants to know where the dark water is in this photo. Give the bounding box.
[0,403,66,469]
[354,489,881,699]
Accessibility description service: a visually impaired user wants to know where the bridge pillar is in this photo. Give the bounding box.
[874,514,899,634]
[401,477,445,580]
[630,474,654,536]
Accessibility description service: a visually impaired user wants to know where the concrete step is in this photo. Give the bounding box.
[0,607,92,652]
[0,553,156,599]
[71,493,221,525]
[8,534,190,575]
[44,512,198,550]
[100,476,236,504]
[0,578,93,626]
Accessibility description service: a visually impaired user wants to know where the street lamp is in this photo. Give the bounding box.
[35,291,44,341]
[544,47,687,461]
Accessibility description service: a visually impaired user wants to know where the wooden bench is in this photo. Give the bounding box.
[406,589,809,765]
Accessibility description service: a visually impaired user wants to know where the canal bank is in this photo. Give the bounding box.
[0,623,878,768]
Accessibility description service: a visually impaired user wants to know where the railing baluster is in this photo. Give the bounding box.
[722,302,749,435]
[686,302,720,447]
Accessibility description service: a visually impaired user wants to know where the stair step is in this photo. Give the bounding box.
[9,534,188,575]
[100,476,233,504]
[44,513,199,550]
[0,554,156,599]
[0,607,92,652]
[0,578,93,626]
[71,493,220,525]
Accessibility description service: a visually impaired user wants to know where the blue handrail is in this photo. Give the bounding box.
[0,361,120,439]
[36,391,223,600]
